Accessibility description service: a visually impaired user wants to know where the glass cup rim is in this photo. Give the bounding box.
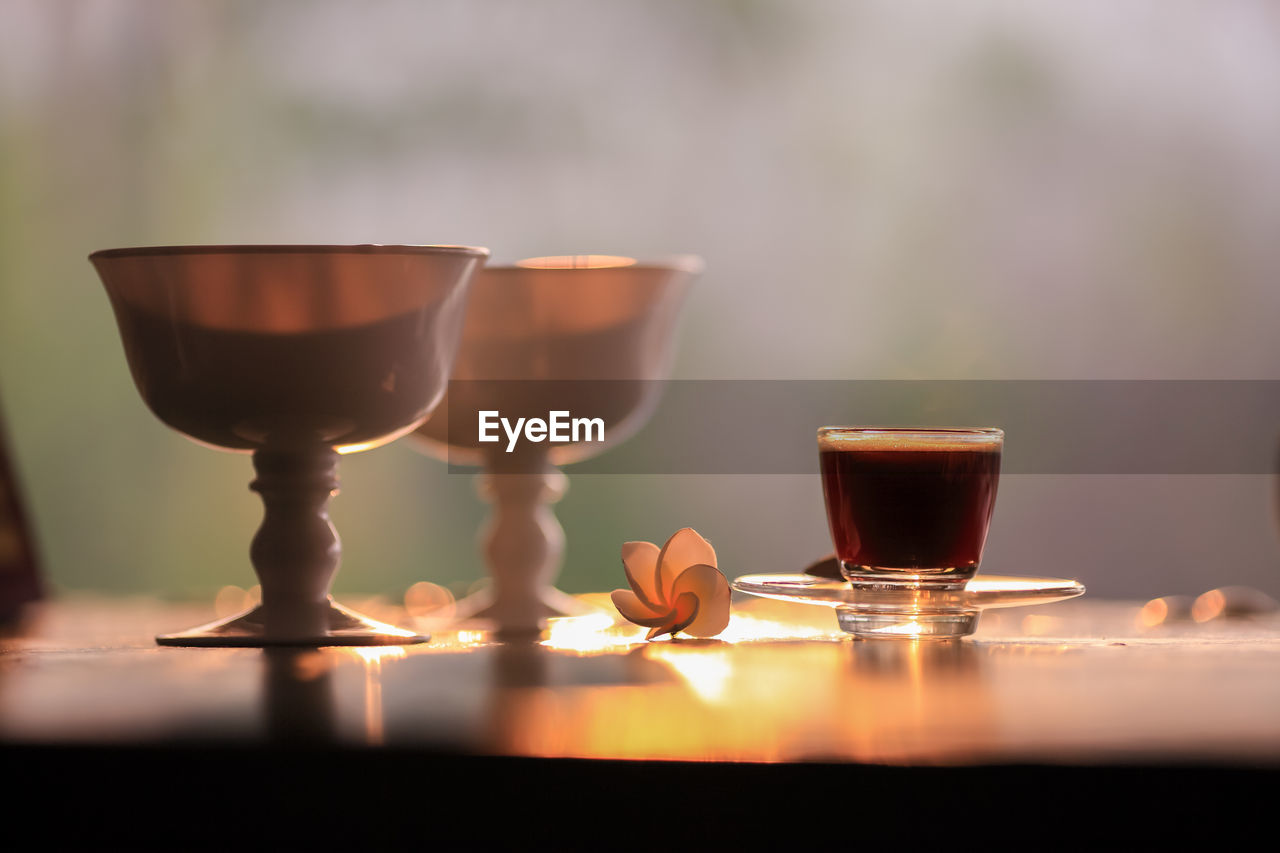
[818,426,1004,446]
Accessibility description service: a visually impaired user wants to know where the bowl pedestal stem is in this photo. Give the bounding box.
[452,456,595,637]
[156,449,428,647]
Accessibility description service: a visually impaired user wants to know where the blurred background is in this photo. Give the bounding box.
[1,0,1278,604]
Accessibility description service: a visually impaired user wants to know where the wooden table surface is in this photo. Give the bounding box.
[3,592,1280,763]
[4,593,1279,844]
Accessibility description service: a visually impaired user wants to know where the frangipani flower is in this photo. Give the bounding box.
[611,528,731,639]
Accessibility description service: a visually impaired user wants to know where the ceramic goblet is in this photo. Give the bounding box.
[92,244,487,646]
[414,254,701,636]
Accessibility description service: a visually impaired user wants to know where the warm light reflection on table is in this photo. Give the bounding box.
[463,598,995,763]
[2,593,1280,766]
[349,647,407,745]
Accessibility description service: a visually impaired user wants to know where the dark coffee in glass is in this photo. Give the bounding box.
[819,427,1003,589]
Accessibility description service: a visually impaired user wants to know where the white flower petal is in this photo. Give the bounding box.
[655,528,717,600]
[611,589,672,628]
[670,564,731,637]
[646,592,700,640]
[621,540,664,608]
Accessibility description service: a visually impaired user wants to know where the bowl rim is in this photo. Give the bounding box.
[88,244,489,261]
[489,253,705,275]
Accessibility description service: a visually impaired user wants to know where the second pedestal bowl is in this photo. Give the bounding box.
[414,254,701,635]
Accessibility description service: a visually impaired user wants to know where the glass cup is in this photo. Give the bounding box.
[818,427,1004,591]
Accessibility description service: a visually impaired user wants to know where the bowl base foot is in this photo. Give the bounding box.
[156,599,428,647]
[449,585,601,638]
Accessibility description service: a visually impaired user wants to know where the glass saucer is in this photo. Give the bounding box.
[731,573,1085,639]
